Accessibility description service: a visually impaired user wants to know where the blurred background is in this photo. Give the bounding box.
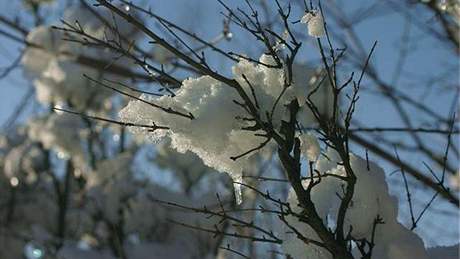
[0,0,458,258]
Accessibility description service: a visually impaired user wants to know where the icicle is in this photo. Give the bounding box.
[232,174,243,205]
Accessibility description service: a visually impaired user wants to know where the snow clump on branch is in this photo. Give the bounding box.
[27,113,86,163]
[300,9,326,38]
[119,54,333,203]
[0,127,48,186]
[21,6,140,111]
[281,151,430,259]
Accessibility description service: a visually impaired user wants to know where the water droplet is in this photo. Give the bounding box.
[57,151,69,160]
[74,169,82,178]
[128,233,140,244]
[225,32,233,40]
[24,242,44,259]
[113,134,120,142]
[10,177,19,187]
[77,240,91,251]
[439,0,448,10]
[54,104,64,114]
